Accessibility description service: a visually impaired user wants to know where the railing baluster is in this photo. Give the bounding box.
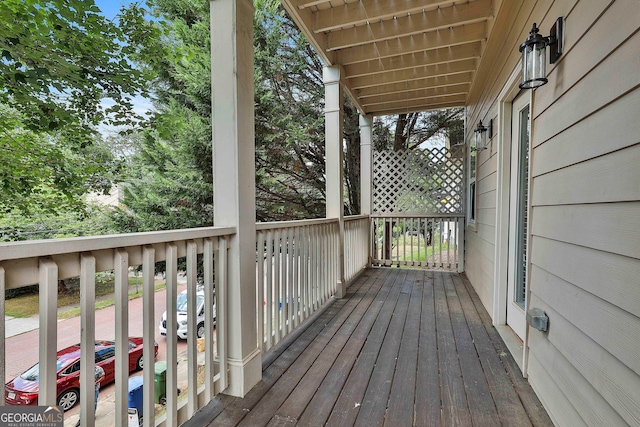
[285,228,292,334]
[142,245,155,427]
[80,253,96,427]
[439,219,444,268]
[293,226,300,328]
[309,226,316,311]
[114,249,129,427]
[301,226,308,320]
[165,243,179,427]
[265,230,273,350]
[322,224,328,300]
[274,229,281,343]
[38,259,58,407]
[186,240,198,416]
[204,238,215,401]
[287,227,294,333]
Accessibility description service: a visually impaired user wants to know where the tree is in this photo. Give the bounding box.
[373,108,464,151]
[253,0,329,220]
[114,0,359,229]
[0,0,156,228]
[0,104,120,215]
[113,0,462,232]
[0,0,151,140]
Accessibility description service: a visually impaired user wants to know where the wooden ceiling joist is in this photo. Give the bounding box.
[282,0,501,115]
[348,58,477,89]
[364,94,467,115]
[356,75,473,98]
[337,22,487,65]
[312,0,452,33]
[325,0,492,51]
[360,84,469,107]
[344,42,481,78]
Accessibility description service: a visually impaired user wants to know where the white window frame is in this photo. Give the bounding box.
[467,135,478,229]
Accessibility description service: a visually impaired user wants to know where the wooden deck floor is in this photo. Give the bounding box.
[185,268,552,427]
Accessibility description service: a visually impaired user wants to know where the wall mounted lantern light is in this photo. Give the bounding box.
[519,18,564,89]
[473,119,492,151]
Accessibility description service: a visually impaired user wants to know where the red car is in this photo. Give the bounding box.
[5,338,158,411]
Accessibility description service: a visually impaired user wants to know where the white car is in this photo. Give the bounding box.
[159,288,216,339]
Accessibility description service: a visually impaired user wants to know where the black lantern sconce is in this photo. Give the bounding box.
[473,119,492,151]
[519,17,564,89]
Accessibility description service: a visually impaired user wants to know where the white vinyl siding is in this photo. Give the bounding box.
[465,0,640,425]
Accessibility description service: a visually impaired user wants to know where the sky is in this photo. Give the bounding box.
[95,0,134,20]
[93,0,154,134]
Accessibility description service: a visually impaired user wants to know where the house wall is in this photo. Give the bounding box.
[465,0,640,425]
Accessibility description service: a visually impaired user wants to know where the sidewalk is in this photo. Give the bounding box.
[5,314,40,338]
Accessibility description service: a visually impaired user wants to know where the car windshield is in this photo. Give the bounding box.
[176,294,205,313]
[20,359,67,381]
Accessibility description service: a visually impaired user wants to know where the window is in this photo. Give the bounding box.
[61,361,80,376]
[95,347,115,363]
[468,139,478,225]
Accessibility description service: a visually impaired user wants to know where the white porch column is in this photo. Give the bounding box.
[359,114,373,267]
[359,115,373,215]
[211,0,261,397]
[323,66,346,298]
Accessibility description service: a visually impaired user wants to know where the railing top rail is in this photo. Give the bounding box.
[344,215,369,222]
[0,226,236,261]
[371,213,465,219]
[255,217,339,231]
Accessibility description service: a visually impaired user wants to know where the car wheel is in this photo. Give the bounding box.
[136,354,144,371]
[57,389,79,411]
[197,322,205,339]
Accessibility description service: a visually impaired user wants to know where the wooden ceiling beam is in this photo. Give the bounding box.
[363,95,467,115]
[344,42,481,78]
[337,22,487,65]
[360,84,469,107]
[313,0,452,33]
[292,0,331,10]
[348,58,477,89]
[326,0,492,51]
[356,74,473,98]
[281,0,335,64]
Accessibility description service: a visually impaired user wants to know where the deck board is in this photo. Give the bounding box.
[185,268,553,427]
[353,270,412,427]
[414,271,441,427]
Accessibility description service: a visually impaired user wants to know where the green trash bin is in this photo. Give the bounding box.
[154,361,167,405]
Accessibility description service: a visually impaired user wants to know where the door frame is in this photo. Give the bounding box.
[506,93,530,339]
[493,65,533,376]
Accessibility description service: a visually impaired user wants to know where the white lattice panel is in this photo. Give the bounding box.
[373,148,464,214]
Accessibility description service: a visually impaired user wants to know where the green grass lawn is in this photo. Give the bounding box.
[4,275,163,319]
[388,235,455,263]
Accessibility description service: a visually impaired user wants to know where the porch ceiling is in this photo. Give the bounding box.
[282,0,503,115]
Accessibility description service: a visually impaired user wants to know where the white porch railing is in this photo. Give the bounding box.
[0,227,233,427]
[371,214,464,271]
[256,219,339,352]
[344,215,369,282]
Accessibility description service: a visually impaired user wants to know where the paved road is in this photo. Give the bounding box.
[5,282,188,421]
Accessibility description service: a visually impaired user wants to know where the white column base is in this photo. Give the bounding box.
[334,280,346,299]
[223,347,262,397]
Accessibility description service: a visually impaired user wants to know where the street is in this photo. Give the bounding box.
[5,282,189,423]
